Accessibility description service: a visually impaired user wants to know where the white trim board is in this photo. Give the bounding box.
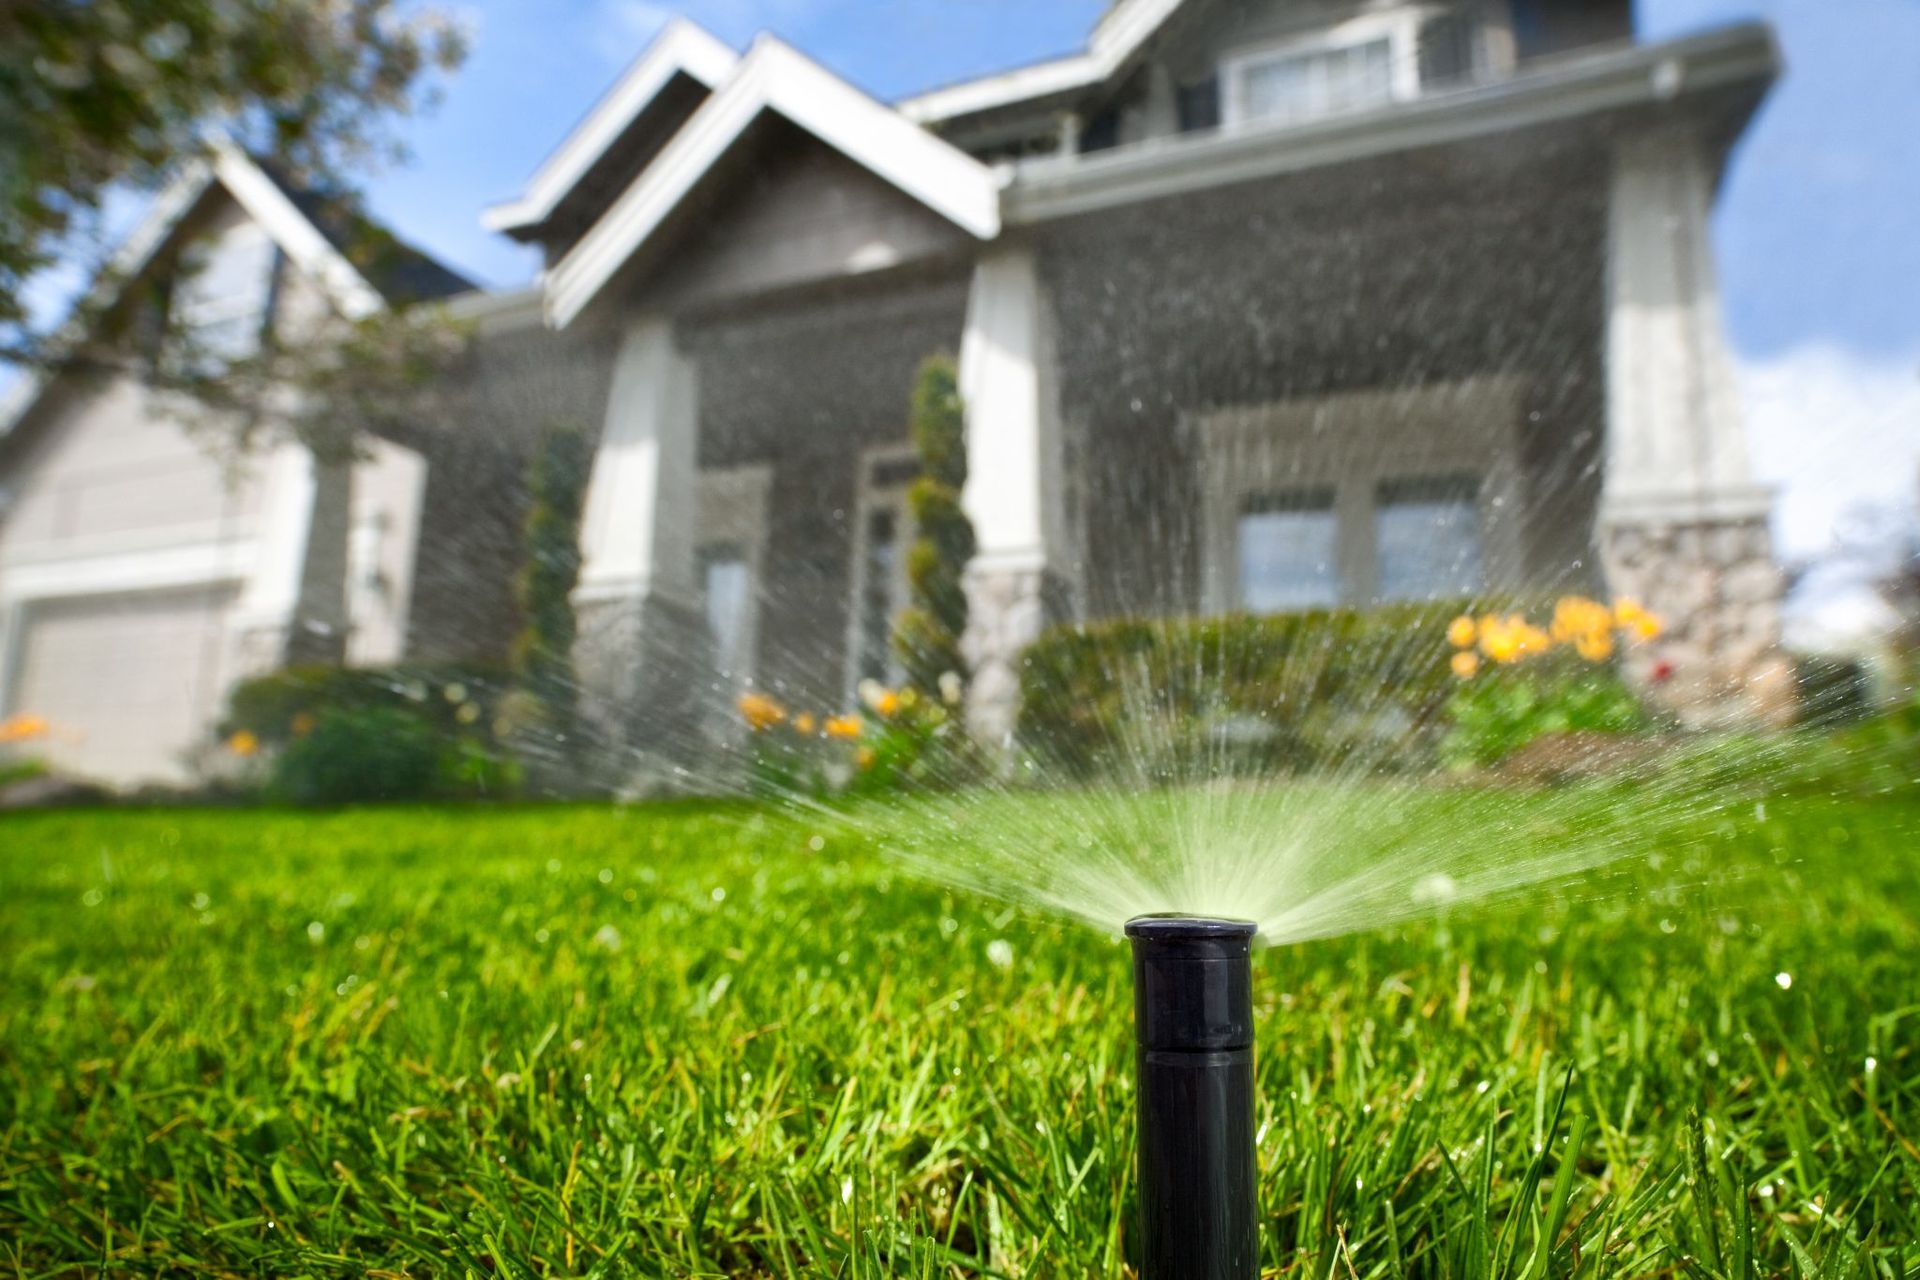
[483,20,739,235]
[546,36,1001,329]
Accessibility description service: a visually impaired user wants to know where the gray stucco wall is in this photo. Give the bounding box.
[683,273,970,705]
[1035,135,1609,619]
[403,322,620,667]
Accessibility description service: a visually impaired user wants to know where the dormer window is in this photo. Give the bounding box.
[1220,11,1425,129]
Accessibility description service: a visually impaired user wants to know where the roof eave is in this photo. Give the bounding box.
[546,37,1003,330]
[484,20,739,237]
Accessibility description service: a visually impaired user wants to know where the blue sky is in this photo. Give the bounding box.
[372,0,1920,366]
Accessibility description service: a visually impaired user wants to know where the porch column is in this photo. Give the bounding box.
[571,316,708,770]
[958,245,1073,748]
[1600,127,1791,724]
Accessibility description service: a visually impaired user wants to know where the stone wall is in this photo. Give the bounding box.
[1600,514,1794,726]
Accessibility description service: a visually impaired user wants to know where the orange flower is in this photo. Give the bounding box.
[875,689,901,717]
[792,712,817,736]
[823,714,863,741]
[227,730,260,757]
[736,691,787,732]
[1451,651,1481,679]
[1446,616,1477,648]
[0,713,49,743]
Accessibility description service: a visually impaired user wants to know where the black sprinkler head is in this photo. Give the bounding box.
[1125,915,1259,1280]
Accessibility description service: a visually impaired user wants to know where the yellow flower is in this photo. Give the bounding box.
[823,713,863,741]
[855,746,876,770]
[1451,651,1481,679]
[1631,613,1664,641]
[0,713,49,743]
[875,689,901,717]
[1551,596,1612,645]
[227,730,260,757]
[1446,615,1477,648]
[736,691,787,732]
[792,712,817,736]
[1575,631,1615,662]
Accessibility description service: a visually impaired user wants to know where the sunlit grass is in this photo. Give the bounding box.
[0,786,1915,1276]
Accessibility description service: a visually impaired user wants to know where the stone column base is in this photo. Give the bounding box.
[961,564,1069,749]
[1599,513,1795,727]
[572,591,716,788]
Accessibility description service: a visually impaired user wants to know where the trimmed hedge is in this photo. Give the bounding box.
[1016,603,1477,777]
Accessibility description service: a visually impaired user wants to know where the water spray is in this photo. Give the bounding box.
[1125,915,1259,1279]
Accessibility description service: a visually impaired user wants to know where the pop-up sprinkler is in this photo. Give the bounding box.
[1125,915,1259,1279]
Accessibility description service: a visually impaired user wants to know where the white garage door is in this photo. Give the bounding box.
[8,587,234,784]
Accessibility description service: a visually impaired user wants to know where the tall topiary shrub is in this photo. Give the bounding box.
[894,354,976,694]
[507,422,592,777]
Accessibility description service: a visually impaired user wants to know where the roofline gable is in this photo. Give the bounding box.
[483,20,739,235]
[2,143,385,439]
[545,35,1003,329]
[898,0,1185,124]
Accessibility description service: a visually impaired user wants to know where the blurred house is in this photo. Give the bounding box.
[0,148,467,782]
[1,0,1788,783]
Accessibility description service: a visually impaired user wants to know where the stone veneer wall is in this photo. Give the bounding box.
[1600,514,1795,725]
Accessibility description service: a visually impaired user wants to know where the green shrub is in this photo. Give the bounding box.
[1440,657,1651,769]
[1016,603,1475,778]
[506,422,591,782]
[224,664,518,804]
[268,707,442,805]
[894,354,975,694]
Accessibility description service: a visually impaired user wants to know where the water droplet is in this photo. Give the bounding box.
[1775,972,1793,990]
[306,921,325,942]
[841,1176,853,1203]
[711,886,726,903]
[1865,1056,1878,1074]
[987,939,1014,969]
[597,867,613,884]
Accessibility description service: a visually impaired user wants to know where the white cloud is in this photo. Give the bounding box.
[1739,342,1920,562]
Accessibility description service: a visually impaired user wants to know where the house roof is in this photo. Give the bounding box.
[897,0,1186,124]
[544,34,1001,329]
[483,20,738,237]
[1,143,472,439]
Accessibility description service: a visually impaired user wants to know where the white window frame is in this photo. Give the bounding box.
[696,464,773,690]
[1219,8,1432,129]
[843,444,918,702]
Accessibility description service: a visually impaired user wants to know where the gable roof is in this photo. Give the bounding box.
[2,143,468,439]
[483,20,739,237]
[898,0,1186,124]
[545,34,1002,329]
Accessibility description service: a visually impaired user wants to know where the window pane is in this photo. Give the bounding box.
[701,546,752,676]
[1376,477,1483,601]
[857,508,900,683]
[1238,37,1394,125]
[1238,492,1339,611]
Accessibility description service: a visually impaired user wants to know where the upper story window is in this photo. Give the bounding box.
[171,221,280,366]
[1221,11,1426,129]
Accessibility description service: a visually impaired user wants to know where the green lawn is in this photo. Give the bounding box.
[1,788,1916,1277]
